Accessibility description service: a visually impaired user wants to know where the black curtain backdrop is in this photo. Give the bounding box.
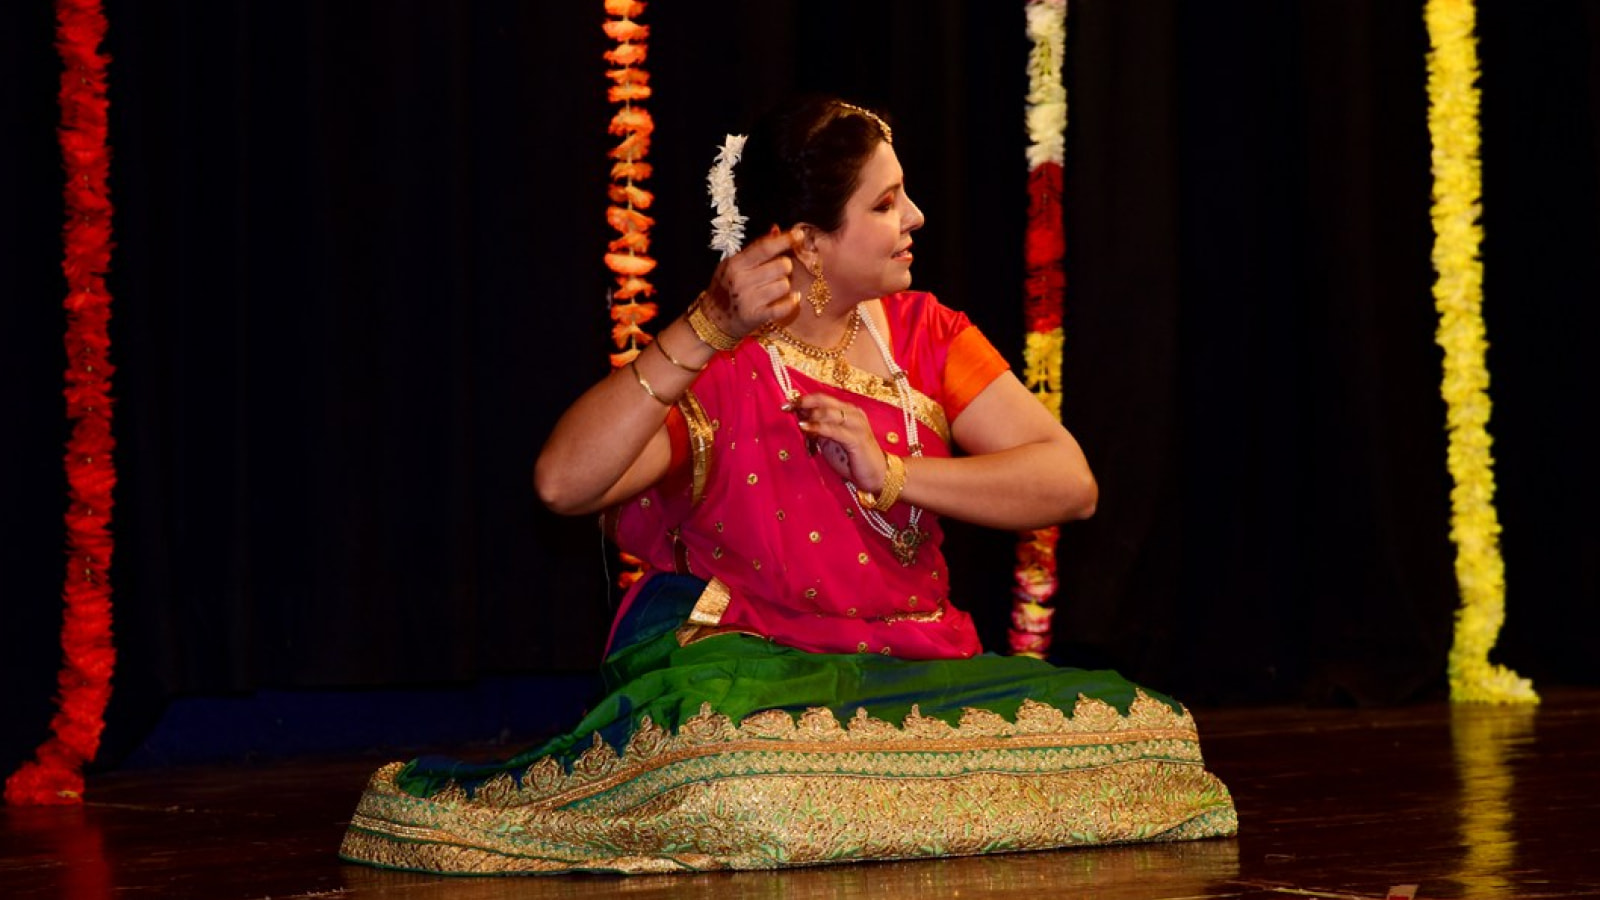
[3,1,1596,772]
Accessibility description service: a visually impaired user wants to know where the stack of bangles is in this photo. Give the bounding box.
[631,293,740,407]
[687,292,741,351]
[856,453,906,512]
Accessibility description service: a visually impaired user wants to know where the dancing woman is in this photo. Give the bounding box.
[342,96,1235,875]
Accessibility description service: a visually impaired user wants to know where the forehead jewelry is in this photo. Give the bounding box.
[837,102,893,144]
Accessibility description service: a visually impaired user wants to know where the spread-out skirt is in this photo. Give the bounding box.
[340,575,1237,875]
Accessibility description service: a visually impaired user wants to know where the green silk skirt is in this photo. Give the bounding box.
[340,576,1237,874]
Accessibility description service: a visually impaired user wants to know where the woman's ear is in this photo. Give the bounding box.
[792,224,825,274]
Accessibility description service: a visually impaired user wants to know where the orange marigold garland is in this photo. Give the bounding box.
[1010,0,1068,658]
[7,0,118,806]
[602,0,655,588]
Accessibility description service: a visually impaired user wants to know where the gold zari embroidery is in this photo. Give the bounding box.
[678,390,715,506]
[685,577,730,626]
[878,598,946,624]
[341,693,1237,875]
[673,578,733,646]
[762,340,950,444]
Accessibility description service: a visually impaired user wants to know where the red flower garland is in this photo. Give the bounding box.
[602,0,655,588]
[6,0,118,806]
[1010,0,1068,658]
[1015,166,1068,656]
[1023,164,1066,332]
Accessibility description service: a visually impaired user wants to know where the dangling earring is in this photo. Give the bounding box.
[805,257,831,316]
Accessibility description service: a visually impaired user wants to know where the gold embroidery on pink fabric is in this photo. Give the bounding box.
[673,578,734,646]
[686,578,730,626]
[678,391,714,505]
[767,342,950,443]
[878,597,945,624]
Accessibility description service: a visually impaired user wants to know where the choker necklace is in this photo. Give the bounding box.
[762,306,927,566]
[764,308,861,360]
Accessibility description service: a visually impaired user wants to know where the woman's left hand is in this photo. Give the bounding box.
[792,395,889,493]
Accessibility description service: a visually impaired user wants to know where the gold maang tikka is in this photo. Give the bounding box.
[837,102,893,144]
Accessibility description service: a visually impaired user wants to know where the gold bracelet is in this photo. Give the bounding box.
[652,333,706,372]
[857,453,906,512]
[629,359,673,407]
[687,293,741,352]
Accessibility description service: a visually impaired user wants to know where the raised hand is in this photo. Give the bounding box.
[700,225,804,339]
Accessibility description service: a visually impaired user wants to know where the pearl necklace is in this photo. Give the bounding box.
[762,304,927,566]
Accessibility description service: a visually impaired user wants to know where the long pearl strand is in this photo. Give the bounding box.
[763,304,926,565]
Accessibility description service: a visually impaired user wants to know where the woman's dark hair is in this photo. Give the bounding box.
[736,95,892,236]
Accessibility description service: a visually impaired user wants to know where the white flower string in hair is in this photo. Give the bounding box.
[707,134,749,259]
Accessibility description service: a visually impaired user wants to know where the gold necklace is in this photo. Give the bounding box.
[764,308,861,360]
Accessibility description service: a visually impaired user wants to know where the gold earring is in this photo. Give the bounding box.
[806,258,831,316]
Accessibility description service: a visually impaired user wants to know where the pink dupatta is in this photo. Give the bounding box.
[613,293,1007,660]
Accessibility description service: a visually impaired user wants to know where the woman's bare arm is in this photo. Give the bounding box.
[792,368,1096,530]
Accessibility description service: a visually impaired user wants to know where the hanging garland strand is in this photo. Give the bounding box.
[602,0,657,368]
[601,0,655,589]
[1423,0,1535,704]
[7,0,119,807]
[1009,0,1068,659]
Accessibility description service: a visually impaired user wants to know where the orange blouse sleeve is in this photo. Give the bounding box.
[941,324,1009,423]
[886,292,1011,425]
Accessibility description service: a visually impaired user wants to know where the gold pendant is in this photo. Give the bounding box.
[891,525,926,566]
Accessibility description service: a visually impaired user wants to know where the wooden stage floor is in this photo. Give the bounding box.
[4,687,1598,899]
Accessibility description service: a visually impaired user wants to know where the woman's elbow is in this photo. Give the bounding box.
[533,455,590,517]
[1068,470,1094,518]
[1062,471,1098,521]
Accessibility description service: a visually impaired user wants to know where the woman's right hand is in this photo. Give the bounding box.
[700,226,804,339]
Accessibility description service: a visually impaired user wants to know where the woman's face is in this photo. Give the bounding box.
[816,141,925,303]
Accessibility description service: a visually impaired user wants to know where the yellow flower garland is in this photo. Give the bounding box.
[1424,0,1535,704]
[1023,329,1064,421]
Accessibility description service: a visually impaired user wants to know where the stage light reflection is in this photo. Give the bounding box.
[1449,702,1536,898]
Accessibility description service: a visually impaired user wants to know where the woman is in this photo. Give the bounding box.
[341,96,1235,875]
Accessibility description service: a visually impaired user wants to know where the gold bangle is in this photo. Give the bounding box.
[629,359,673,407]
[857,453,906,512]
[652,333,706,372]
[687,293,741,352]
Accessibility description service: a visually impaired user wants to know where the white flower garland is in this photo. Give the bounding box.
[708,134,748,258]
[1025,0,1067,169]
